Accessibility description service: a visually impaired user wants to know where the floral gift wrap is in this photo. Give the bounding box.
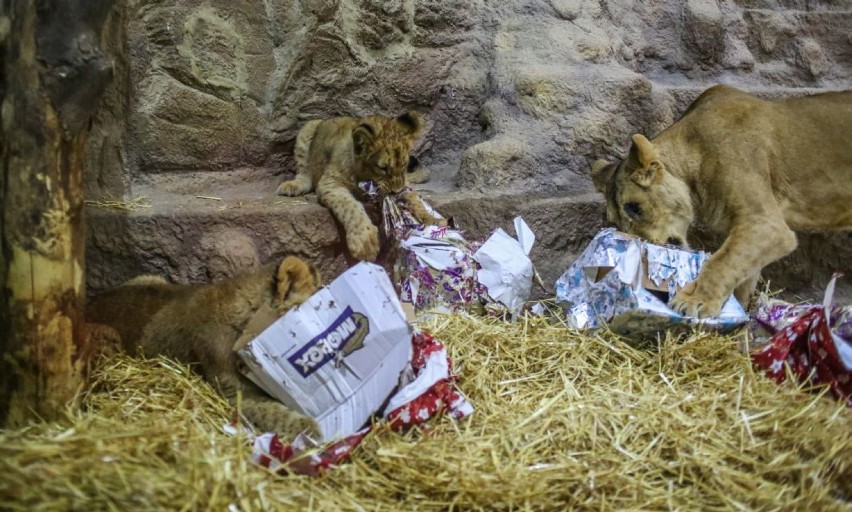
[555,228,748,337]
[361,181,536,317]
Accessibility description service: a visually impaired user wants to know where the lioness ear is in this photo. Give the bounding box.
[352,122,377,155]
[591,159,616,194]
[396,111,424,139]
[629,134,663,188]
[631,134,659,166]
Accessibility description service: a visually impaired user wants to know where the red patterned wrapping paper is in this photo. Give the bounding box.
[751,273,852,407]
[247,330,473,475]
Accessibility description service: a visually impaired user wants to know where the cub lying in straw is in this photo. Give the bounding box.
[277,112,444,262]
[87,256,321,436]
[591,85,852,318]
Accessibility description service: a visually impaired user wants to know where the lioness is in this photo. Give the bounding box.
[277,112,443,262]
[87,256,322,436]
[592,85,852,318]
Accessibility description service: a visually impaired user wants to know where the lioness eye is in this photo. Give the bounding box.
[377,164,389,174]
[624,202,642,219]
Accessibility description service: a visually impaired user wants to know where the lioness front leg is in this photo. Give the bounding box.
[316,178,380,262]
[733,271,761,310]
[399,189,446,227]
[670,219,797,318]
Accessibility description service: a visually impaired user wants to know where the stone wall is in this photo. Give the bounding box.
[84,0,852,298]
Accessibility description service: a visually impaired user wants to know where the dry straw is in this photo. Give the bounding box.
[1,313,850,511]
[84,196,152,212]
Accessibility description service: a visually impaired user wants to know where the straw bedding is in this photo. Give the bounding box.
[1,313,850,511]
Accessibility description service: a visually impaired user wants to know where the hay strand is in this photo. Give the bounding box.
[83,196,151,212]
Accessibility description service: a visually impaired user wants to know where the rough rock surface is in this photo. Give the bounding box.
[85,0,852,302]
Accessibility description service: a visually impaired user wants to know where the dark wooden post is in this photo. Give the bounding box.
[0,0,115,426]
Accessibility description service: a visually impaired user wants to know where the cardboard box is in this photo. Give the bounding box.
[237,262,413,442]
[555,228,748,337]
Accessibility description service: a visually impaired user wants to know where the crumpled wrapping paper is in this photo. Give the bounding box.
[473,218,536,315]
[363,181,536,317]
[243,330,473,475]
[751,273,852,407]
[555,228,748,336]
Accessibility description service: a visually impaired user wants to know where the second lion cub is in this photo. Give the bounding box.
[277,112,443,262]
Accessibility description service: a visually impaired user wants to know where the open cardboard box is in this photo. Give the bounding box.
[556,228,748,337]
[236,262,413,442]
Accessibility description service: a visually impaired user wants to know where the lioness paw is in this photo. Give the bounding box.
[276,256,322,311]
[276,179,311,197]
[347,223,380,262]
[669,284,725,319]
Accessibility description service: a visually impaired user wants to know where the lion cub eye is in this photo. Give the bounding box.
[377,164,389,174]
[624,202,643,219]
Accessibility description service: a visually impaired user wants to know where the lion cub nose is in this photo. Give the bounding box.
[666,237,684,247]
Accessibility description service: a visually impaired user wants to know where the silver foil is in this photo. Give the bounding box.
[555,228,748,336]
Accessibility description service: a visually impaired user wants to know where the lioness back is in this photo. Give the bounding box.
[670,85,852,230]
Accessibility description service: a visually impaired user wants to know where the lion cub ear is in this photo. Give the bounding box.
[591,159,616,194]
[395,111,424,139]
[352,122,377,156]
[629,134,663,188]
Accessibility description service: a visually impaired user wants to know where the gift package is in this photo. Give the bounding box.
[555,228,749,336]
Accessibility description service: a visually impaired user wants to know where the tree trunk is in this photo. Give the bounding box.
[0,0,114,426]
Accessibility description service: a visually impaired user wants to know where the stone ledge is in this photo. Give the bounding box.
[86,187,852,304]
[84,188,608,297]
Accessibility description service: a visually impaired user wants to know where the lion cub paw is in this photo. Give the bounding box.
[669,281,725,318]
[413,213,446,227]
[276,256,322,311]
[276,180,311,197]
[245,400,321,438]
[346,223,380,262]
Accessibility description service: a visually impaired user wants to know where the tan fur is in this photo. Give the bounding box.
[406,154,431,185]
[277,112,443,262]
[86,257,323,436]
[592,85,852,318]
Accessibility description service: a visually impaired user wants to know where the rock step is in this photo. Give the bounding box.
[740,9,852,83]
[734,0,852,12]
[86,186,852,305]
[740,9,852,48]
[85,188,607,298]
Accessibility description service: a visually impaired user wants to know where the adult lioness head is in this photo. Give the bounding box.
[352,111,424,194]
[591,134,694,248]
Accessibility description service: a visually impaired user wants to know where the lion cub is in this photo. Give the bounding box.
[591,85,852,318]
[277,112,443,262]
[87,257,322,436]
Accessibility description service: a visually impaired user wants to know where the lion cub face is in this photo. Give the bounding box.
[352,111,424,194]
[591,134,694,248]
